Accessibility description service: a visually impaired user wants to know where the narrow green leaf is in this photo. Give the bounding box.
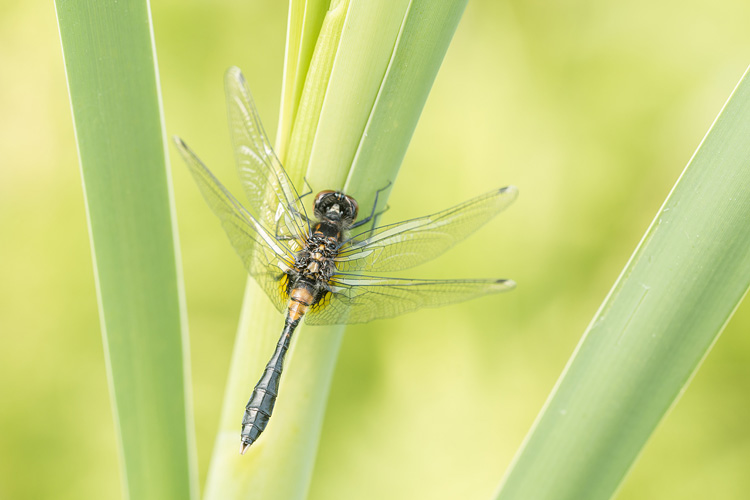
[342,0,470,206]
[201,1,468,498]
[283,0,352,181]
[55,1,197,499]
[495,67,750,500]
[275,0,329,162]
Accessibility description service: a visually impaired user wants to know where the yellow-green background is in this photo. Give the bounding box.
[2,1,749,498]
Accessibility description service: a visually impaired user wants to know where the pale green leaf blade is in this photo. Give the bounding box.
[343,0,469,209]
[275,0,329,161]
[495,66,750,500]
[298,0,413,191]
[282,0,352,183]
[55,1,197,499]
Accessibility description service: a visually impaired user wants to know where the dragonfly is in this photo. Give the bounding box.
[174,67,518,455]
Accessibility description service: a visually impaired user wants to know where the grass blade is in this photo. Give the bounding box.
[201,1,468,498]
[495,66,750,500]
[55,1,197,498]
[275,0,329,162]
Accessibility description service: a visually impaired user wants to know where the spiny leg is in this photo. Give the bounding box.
[350,181,392,234]
[298,177,314,200]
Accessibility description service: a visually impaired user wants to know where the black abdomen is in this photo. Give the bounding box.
[240,317,300,451]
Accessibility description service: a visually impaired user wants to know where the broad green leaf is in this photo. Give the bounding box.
[495,66,750,500]
[55,1,197,499]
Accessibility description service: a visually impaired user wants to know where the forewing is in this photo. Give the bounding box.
[336,186,518,272]
[174,136,295,313]
[225,66,309,242]
[305,274,515,325]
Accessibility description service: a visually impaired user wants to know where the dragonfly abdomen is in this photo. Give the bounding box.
[240,316,300,453]
[288,286,314,321]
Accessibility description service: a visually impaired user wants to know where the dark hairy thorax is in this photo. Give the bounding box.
[287,221,343,306]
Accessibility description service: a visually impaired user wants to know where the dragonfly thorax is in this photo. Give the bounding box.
[291,227,340,287]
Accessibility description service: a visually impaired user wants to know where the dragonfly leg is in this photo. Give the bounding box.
[350,181,392,231]
[369,204,390,235]
[298,177,314,200]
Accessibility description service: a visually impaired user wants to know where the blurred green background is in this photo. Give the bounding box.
[2,1,750,499]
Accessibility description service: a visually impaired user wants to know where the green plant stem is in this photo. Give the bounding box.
[203,1,468,498]
[55,1,197,499]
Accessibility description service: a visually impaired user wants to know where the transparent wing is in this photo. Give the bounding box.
[305,274,516,325]
[336,186,518,272]
[174,136,297,313]
[225,66,309,242]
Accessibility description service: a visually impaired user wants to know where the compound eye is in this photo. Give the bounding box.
[313,190,335,210]
[345,195,359,220]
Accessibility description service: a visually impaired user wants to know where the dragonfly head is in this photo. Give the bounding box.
[313,190,359,225]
